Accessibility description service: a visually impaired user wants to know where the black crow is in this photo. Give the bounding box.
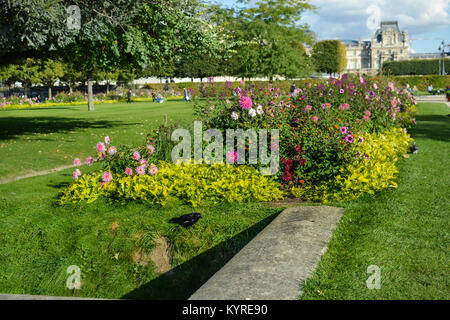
[410,141,419,154]
[169,213,202,228]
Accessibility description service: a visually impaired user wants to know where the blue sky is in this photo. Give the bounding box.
[211,0,450,53]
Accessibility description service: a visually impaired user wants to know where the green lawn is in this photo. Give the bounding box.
[301,102,449,299]
[0,164,282,299]
[0,100,194,180]
[0,101,448,299]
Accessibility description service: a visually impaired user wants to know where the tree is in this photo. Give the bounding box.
[214,0,315,80]
[0,59,42,98]
[60,62,84,93]
[40,59,65,99]
[312,40,347,76]
[1,0,229,110]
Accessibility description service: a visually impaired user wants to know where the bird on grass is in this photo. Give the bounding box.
[169,213,202,228]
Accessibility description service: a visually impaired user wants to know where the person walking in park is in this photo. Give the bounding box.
[183,87,191,102]
[127,89,132,103]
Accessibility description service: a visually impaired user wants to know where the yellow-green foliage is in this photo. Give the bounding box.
[291,128,413,202]
[59,162,284,207]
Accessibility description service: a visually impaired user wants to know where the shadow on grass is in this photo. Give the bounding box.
[0,117,138,140]
[409,114,449,143]
[121,212,280,300]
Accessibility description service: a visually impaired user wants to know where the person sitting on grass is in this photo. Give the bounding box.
[154,94,164,103]
[427,84,434,95]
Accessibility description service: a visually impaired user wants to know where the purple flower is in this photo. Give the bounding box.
[340,126,347,134]
[345,134,354,143]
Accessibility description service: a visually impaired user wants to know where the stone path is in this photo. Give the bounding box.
[189,205,344,300]
[0,164,74,184]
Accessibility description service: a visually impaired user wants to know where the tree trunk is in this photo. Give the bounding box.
[48,86,52,100]
[87,71,94,111]
[106,81,110,94]
[23,83,28,99]
[69,84,73,93]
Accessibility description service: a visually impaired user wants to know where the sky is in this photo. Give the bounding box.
[214,0,450,53]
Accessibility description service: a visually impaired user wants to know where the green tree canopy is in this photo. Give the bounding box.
[212,0,315,80]
[312,40,347,76]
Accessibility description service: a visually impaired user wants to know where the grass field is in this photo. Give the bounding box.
[0,101,448,299]
[0,100,194,180]
[301,102,449,299]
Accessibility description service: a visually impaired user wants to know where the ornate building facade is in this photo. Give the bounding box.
[342,21,410,74]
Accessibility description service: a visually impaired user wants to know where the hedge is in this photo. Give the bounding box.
[142,79,326,98]
[382,58,450,75]
[389,75,450,91]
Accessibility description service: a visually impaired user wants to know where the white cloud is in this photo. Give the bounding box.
[303,0,450,41]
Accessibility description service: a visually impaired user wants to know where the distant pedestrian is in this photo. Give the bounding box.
[427,84,434,95]
[127,89,132,103]
[290,83,297,97]
[446,85,450,102]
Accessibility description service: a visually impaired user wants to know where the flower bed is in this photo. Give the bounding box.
[58,75,417,206]
[0,91,183,110]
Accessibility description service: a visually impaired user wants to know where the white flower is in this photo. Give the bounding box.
[248,108,256,117]
[231,111,239,120]
[256,104,264,115]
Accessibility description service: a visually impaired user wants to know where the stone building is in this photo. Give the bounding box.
[342,21,410,74]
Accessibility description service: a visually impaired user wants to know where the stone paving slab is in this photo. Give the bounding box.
[189,206,343,300]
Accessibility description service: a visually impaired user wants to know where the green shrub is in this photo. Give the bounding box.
[382,58,450,75]
[58,162,284,207]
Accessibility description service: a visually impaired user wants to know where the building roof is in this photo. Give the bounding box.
[374,21,405,42]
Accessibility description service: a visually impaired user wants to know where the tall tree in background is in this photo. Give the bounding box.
[215,0,315,80]
[40,59,65,99]
[0,59,42,98]
[312,40,347,76]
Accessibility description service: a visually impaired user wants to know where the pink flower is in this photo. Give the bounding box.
[270,142,278,151]
[102,172,113,183]
[139,158,148,167]
[239,96,253,110]
[226,150,238,164]
[125,167,133,176]
[340,126,347,134]
[136,165,146,175]
[108,146,117,155]
[73,169,81,180]
[363,115,370,121]
[359,136,364,144]
[104,136,110,145]
[148,164,158,175]
[85,156,93,166]
[226,99,230,104]
[364,110,371,117]
[340,89,344,94]
[209,105,215,110]
[373,83,378,89]
[311,116,319,121]
[96,142,106,153]
[132,151,141,160]
[304,105,312,112]
[73,158,81,166]
[147,145,155,155]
